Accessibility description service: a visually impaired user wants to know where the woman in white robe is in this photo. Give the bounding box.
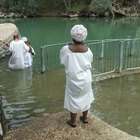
[8,35,30,69]
[60,24,94,127]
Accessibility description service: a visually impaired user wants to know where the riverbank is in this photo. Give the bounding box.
[3,111,140,140]
[0,2,140,19]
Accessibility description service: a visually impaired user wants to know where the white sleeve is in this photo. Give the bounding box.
[31,46,36,55]
[60,45,68,65]
[89,48,93,63]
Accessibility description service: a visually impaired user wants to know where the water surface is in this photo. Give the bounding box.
[2,17,140,69]
[0,17,140,137]
[92,74,140,137]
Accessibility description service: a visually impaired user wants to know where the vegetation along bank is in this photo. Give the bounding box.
[0,0,140,18]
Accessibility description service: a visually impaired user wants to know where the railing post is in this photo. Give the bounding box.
[0,96,3,138]
[115,41,124,73]
[127,36,134,56]
[99,40,104,58]
[131,38,137,56]
[41,46,46,73]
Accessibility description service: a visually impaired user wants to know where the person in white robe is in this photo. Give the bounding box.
[8,35,30,69]
[21,37,35,68]
[60,24,94,127]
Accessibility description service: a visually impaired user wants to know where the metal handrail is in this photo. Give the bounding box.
[40,38,140,77]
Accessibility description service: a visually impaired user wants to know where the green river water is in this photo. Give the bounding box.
[0,17,140,137]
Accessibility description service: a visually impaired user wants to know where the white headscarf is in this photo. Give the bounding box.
[21,37,27,42]
[70,24,87,42]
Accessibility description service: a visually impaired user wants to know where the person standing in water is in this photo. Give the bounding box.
[21,37,35,68]
[8,34,31,69]
[60,24,94,127]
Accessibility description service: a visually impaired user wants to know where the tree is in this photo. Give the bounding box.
[63,0,71,12]
[90,0,114,16]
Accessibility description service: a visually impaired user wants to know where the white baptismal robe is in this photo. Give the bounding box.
[24,46,35,68]
[9,40,29,69]
[24,52,33,68]
[60,45,94,113]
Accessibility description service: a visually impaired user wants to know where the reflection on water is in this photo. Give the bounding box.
[92,74,140,137]
[0,60,65,130]
[1,67,34,129]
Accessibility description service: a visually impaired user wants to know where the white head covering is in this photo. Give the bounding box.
[21,37,27,42]
[70,24,87,42]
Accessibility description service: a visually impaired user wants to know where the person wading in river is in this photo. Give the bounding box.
[60,24,94,127]
[8,34,31,69]
[21,36,35,68]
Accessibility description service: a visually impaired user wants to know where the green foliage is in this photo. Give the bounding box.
[0,0,39,15]
[36,0,65,15]
[91,0,113,12]
[0,0,140,16]
[114,0,139,6]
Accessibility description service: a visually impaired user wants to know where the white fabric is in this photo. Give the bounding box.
[21,37,27,42]
[70,24,87,42]
[60,45,94,113]
[21,37,35,68]
[8,40,29,69]
[24,46,35,68]
[24,51,33,68]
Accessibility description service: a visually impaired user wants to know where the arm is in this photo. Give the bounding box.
[60,46,68,65]
[25,41,35,55]
[23,41,32,53]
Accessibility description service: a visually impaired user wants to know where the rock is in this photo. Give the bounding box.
[0,23,19,42]
[0,23,19,59]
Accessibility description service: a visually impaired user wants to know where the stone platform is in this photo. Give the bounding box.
[3,111,140,140]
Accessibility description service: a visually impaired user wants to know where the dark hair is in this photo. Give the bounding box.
[72,39,83,45]
[26,41,31,45]
[13,34,19,40]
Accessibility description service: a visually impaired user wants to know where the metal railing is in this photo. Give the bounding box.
[41,38,140,77]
